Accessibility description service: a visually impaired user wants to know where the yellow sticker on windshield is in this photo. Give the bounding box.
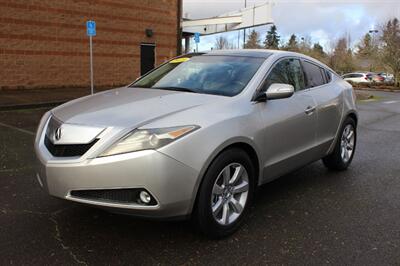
[170,57,190,63]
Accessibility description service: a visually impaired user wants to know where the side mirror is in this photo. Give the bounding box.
[265,83,294,100]
[253,83,295,102]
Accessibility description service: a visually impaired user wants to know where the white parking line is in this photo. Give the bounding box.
[383,100,399,104]
[0,122,35,136]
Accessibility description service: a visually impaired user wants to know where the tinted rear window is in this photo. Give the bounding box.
[303,61,325,88]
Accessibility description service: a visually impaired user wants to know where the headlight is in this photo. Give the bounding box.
[99,125,199,157]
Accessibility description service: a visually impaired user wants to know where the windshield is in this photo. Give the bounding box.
[131,55,265,97]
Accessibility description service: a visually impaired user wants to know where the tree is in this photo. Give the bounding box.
[284,34,299,51]
[214,36,229,50]
[381,18,400,85]
[311,43,326,60]
[312,43,325,56]
[356,33,379,71]
[329,37,355,74]
[357,33,375,57]
[264,25,280,49]
[298,36,312,54]
[244,30,261,49]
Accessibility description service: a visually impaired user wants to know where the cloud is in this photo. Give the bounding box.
[183,0,400,51]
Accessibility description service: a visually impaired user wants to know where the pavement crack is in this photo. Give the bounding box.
[49,215,88,266]
[2,205,87,265]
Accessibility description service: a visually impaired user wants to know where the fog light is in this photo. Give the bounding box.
[139,190,151,204]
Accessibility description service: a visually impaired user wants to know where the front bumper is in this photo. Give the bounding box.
[35,146,200,219]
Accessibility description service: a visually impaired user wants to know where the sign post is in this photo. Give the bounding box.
[86,21,96,95]
[194,32,200,52]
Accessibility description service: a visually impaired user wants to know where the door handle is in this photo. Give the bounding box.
[305,106,316,115]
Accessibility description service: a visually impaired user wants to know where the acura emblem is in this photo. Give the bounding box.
[54,127,62,141]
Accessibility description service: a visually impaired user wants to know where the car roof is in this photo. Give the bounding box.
[203,49,317,59]
[204,49,273,58]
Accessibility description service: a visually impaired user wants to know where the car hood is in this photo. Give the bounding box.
[51,87,223,128]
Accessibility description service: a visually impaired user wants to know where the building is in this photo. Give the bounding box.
[0,0,182,90]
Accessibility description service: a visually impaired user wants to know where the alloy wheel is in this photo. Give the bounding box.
[211,163,249,225]
[340,124,355,163]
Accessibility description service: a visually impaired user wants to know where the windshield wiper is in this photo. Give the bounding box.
[152,86,198,93]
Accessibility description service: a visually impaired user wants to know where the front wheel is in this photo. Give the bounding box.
[322,117,357,171]
[194,148,255,238]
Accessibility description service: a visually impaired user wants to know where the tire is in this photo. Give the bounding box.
[322,117,357,171]
[194,148,255,238]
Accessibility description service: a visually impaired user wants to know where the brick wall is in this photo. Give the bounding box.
[0,0,180,90]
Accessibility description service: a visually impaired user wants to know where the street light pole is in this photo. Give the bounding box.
[368,29,379,72]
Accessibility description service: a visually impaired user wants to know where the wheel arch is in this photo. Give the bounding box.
[188,137,261,215]
[327,110,358,154]
[347,111,358,126]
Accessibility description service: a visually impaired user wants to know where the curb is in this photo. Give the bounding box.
[0,101,65,111]
[354,87,400,93]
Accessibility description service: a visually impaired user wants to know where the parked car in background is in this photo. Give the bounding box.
[342,72,371,83]
[378,72,394,83]
[34,50,358,238]
[367,73,385,83]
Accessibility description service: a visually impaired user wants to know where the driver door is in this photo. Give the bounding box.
[257,58,318,182]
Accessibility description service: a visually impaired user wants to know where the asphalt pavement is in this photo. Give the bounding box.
[0,91,399,265]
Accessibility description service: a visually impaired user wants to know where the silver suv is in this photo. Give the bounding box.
[35,50,357,238]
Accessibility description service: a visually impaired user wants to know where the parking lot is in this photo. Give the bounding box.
[1,90,399,265]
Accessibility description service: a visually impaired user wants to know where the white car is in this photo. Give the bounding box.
[342,73,371,83]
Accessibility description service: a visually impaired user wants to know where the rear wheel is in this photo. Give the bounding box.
[194,148,255,238]
[323,117,356,170]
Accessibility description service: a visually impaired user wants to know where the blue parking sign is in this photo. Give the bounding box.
[194,32,200,43]
[86,21,96,36]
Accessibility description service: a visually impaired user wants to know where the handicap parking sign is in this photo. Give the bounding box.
[194,32,200,43]
[86,21,96,36]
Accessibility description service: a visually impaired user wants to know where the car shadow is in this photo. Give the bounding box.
[48,160,356,264]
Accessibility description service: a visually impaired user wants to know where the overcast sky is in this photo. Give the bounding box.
[183,0,400,52]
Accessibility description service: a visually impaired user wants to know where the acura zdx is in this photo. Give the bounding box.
[35,50,357,238]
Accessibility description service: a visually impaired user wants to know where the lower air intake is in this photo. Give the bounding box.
[70,188,157,206]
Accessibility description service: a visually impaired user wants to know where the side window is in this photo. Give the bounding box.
[303,61,325,88]
[263,58,306,92]
[325,70,332,82]
[319,68,327,83]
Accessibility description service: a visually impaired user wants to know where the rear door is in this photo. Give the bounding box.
[258,58,318,181]
[301,60,342,154]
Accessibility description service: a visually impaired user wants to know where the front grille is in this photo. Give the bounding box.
[44,136,98,157]
[70,189,157,205]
